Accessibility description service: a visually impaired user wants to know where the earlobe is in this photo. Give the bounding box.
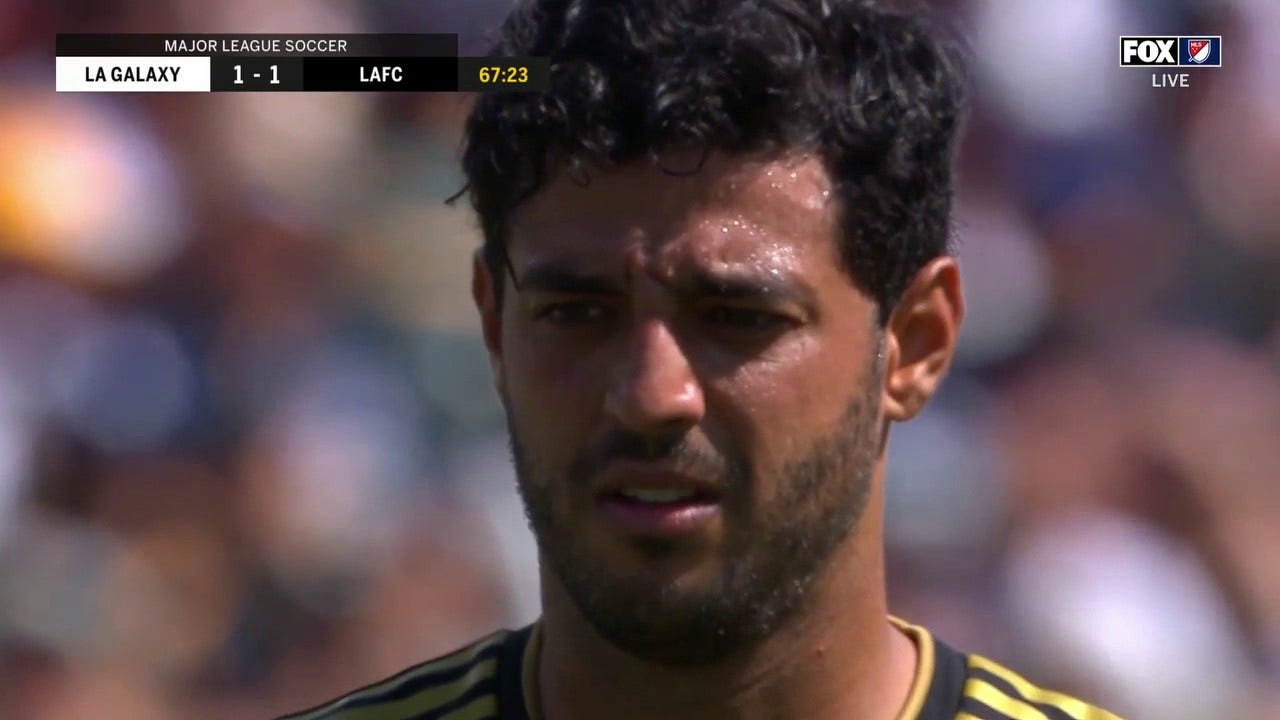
[881,256,964,422]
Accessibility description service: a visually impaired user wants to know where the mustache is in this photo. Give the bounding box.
[569,428,746,485]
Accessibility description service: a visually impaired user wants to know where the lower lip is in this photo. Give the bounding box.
[595,495,720,537]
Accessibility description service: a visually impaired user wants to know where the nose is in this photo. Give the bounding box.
[604,318,706,434]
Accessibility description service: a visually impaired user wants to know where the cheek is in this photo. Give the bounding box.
[709,333,870,464]
[718,335,833,413]
[501,325,607,457]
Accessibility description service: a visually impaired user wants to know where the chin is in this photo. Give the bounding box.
[583,584,767,666]
[599,535,729,586]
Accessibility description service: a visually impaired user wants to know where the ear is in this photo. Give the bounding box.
[472,249,506,399]
[881,256,964,422]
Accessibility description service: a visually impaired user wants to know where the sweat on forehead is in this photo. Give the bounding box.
[506,153,840,266]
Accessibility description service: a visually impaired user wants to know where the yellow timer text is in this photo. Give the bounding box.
[478,65,530,83]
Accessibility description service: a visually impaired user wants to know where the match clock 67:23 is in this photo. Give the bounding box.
[457,57,548,92]
[479,65,528,83]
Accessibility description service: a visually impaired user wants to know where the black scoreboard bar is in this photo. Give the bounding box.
[55,34,549,92]
[208,57,467,92]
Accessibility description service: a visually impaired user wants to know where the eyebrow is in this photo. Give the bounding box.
[678,270,818,311]
[513,261,818,313]
[514,262,624,295]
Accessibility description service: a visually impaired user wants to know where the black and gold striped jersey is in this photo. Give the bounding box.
[278,618,1124,720]
[888,618,1124,720]
[277,628,533,720]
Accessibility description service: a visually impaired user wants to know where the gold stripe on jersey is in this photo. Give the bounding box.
[329,658,497,720]
[521,623,543,720]
[890,616,936,720]
[965,677,1058,720]
[967,655,1123,720]
[436,694,498,720]
[286,632,506,720]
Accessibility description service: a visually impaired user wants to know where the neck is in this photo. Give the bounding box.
[534,489,918,720]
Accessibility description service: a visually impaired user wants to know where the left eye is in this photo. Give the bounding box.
[702,306,790,330]
[536,301,612,325]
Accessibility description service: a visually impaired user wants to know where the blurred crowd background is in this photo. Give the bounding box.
[1,0,1278,718]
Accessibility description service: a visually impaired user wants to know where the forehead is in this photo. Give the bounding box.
[506,153,840,274]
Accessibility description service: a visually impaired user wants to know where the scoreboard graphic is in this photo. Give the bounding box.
[55,34,549,92]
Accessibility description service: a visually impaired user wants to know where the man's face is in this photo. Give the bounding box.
[485,154,886,664]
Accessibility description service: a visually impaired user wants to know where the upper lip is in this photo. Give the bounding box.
[593,461,723,499]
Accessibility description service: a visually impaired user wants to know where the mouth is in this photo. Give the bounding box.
[594,470,723,538]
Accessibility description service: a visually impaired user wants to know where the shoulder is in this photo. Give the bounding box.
[957,649,1125,720]
[276,626,534,720]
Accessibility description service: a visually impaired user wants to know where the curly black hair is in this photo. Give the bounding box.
[455,0,967,324]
